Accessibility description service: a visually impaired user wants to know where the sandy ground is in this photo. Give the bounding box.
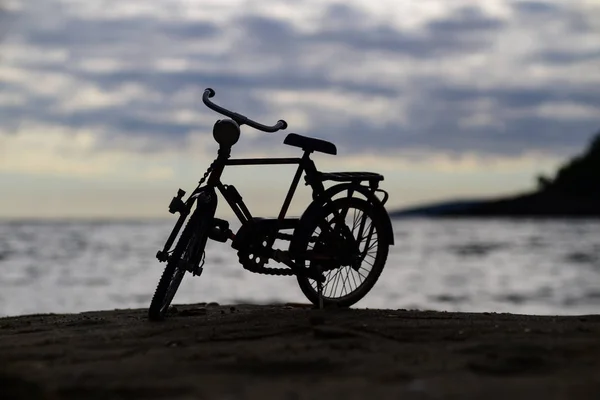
[1,303,600,400]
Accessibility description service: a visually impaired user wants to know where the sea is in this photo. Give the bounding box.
[1,218,599,317]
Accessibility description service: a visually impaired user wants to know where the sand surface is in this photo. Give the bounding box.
[1,303,600,399]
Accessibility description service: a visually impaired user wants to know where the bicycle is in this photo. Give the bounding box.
[148,88,395,321]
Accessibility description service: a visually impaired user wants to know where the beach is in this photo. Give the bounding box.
[1,303,600,399]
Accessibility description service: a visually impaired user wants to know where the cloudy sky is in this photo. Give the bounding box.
[1,0,599,219]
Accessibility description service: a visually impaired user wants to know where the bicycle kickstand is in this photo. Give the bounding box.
[317,281,324,309]
[315,265,324,309]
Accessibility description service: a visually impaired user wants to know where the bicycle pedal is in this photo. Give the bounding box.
[209,218,231,242]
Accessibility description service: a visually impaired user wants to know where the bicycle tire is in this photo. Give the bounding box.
[294,197,390,308]
[148,210,210,321]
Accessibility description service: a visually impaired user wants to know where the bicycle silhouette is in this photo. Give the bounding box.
[149,88,395,320]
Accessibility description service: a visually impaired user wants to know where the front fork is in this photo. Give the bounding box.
[156,187,215,263]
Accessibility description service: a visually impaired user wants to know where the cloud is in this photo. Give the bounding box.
[0,122,180,177]
[512,1,563,15]
[427,6,505,35]
[532,49,600,65]
[1,0,599,166]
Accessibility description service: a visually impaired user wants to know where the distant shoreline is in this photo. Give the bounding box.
[390,191,600,218]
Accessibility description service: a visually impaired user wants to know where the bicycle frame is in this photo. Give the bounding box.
[156,149,324,263]
[214,152,320,223]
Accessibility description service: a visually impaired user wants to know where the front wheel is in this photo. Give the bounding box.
[148,210,210,321]
[294,197,390,308]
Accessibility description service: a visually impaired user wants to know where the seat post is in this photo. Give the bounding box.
[302,151,325,200]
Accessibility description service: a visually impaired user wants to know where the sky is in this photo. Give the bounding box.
[0,0,599,219]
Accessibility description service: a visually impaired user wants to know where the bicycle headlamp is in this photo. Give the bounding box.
[213,118,240,147]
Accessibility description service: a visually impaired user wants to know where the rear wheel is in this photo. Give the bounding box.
[294,197,389,308]
[148,211,210,321]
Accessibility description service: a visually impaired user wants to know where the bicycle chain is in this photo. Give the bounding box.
[197,159,216,186]
[197,149,230,186]
[236,250,296,276]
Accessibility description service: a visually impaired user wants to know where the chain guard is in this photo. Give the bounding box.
[233,223,295,276]
[236,250,295,276]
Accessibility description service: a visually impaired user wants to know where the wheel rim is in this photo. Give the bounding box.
[159,268,185,314]
[306,203,379,300]
[159,233,198,314]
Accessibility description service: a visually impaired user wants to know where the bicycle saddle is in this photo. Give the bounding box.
[284,133,337,155]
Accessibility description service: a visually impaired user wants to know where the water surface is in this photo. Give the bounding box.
[1,218,599,317]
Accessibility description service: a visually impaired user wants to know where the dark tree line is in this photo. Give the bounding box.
[538,131,600,198]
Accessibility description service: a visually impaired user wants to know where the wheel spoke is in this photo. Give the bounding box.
[324,269,336,287]
[339,266,352,296]
[330,266,344,297]
[361,258,375,270]
[352,208,361,232]
[366,240,378,253]
[355,268,368,280]
[336,268,347,297]
[365,252,377,261]
[359,222,375,257]
[349,268,359,291]
[354,210,367,243]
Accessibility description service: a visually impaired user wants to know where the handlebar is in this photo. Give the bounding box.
[202,88,287,133]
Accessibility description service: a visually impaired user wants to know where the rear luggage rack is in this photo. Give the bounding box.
[318,172,384,183]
